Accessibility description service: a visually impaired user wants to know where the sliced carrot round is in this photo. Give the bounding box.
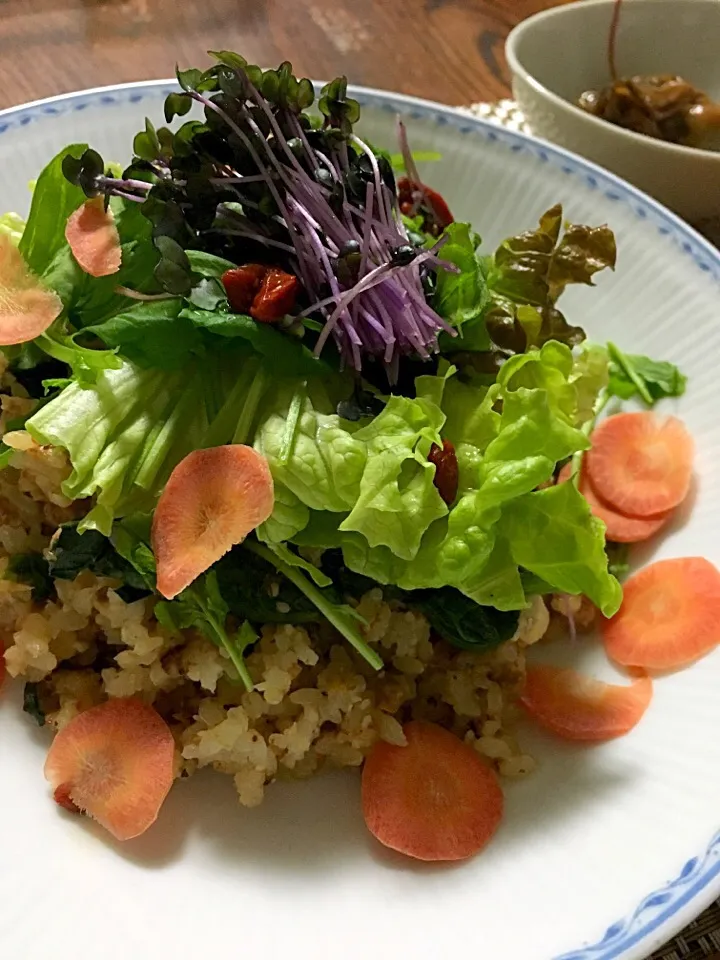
[520,665,652,741]
[44,697,175,841]
[602,557,720,669]
[0,234,62,344]
[585,412,693,518]
[557,463,671,543]
[152,444,274,599]
[65,197,121,278]
[361,720,504,861]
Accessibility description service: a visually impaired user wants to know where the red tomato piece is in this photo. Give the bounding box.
[222,263,268,314]
[250,268,300,323]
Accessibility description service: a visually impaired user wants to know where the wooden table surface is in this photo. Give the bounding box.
[0,0,571,110]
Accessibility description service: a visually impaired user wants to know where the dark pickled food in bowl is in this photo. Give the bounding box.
[578,74,720,150]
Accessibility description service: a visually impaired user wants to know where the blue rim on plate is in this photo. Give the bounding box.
[1,79,719,960]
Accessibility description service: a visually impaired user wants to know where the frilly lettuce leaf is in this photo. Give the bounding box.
[571,343,610,424]
[432,222,490,338]
[488,203,616,306]
[260,341,620,615]
[254,387,367,513]
[25,348,264,535]
[339,395,447,561]
[500,481,622,616]
[440,206,616,355]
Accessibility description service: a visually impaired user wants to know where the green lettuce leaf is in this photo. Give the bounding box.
[0,211,25,246]
[484,205,617,350]
[432,222,489,336]
[275,343,618,613]
[85,299,204,371]
[571,343,610,424]
[500,481,622,616]
[24,351,261,534]
[255,387,367,513]
[339,395,447,561]
[18,144,87,274]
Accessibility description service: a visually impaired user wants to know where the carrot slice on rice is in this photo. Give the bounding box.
[520,665,652,741]
[585,412,693,518]
[0,234,62,344]
[152,444,274,599]
[602,557,720,669]
[65,197,121,277]
[44,697,175,841]
[362,720,504,861]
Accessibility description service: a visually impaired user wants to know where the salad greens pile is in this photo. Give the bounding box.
[0,54,686,688]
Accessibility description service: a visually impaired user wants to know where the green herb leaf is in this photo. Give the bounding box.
[607,343,687,405]
[247,540,381,670]
[159,572,255,691]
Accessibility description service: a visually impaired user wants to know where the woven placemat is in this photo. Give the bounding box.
[461,98,720,960]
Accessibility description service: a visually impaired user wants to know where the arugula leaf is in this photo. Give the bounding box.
[156,571,255,690]
[607,343,687,405]
[18,144,87,274]
[215,545,320,624]
[247,541,382,670]
[6,553,53,601]
[264,542,332,588]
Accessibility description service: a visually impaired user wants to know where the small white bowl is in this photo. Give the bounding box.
[506,0,720,223]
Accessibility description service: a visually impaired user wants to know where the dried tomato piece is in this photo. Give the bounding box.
[428,439,459,506]
[397,177,454,233]
[250,268,300,323]
[221,263,267,314]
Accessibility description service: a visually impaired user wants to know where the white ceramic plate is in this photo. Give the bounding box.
[1,81,719,960]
